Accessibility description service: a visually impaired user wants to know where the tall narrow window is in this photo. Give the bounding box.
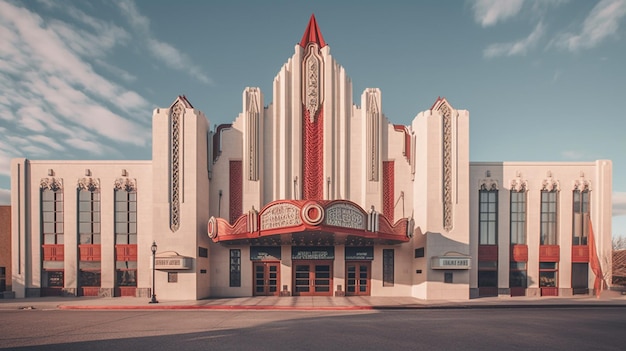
[115,187,138,294]
[540,190,558,245]
[479,188,498,245]
[510,190,526,244]
[78,189,100,244]
[115,189,137,244]
[42,188,64,244]
[383,249,394,287]
[572,189,589,245]
[230,249,241,287]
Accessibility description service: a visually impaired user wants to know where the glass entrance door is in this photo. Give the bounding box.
[346,262,371,296]
[253,262,280,296]
[293,261,333,296]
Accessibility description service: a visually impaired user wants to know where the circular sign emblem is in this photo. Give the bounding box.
[207,217,217,239]
[301,202,324,226]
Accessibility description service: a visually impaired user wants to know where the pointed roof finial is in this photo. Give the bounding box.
[299,14,327,48]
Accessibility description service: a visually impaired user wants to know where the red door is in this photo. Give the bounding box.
[346,262,370,296]
[254,262,280,296]
[293,261,333,296]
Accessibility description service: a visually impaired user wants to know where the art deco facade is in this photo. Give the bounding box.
[10,15,612,300]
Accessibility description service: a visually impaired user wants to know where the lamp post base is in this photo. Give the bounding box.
[149,295,159,304]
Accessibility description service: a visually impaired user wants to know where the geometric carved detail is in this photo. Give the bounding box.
[302,43,323,122]
[541,172,560,192]
[382,161,394,223]
[479,177,499,191]
[114,178,137,192]
[229,160,243,224]
[510,172,528,192]
[40,177,63,191]
[439,101,453,232]
[77,177,100,191]
[170,100,184,232]
[246,88,260,181]
[573,172,591,191]
[367,89,380,181]
[302,106,324,200]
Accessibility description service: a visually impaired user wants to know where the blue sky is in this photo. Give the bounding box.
[1,0,625,237]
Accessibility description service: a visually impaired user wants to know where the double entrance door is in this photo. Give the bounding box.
[293,260,333,296]
[346,262,371,296]
[253,262,280,296]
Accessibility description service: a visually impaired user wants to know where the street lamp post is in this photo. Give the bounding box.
[149,241,159,304]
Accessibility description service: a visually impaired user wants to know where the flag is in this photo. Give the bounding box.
[588,216,604,298]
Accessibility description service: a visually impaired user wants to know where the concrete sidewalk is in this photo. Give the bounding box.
[2,291,626,311]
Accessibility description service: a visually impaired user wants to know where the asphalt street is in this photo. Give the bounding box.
[1,307,625,350]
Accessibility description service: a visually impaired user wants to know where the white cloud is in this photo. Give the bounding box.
[614,192,626,216]
[117,0,212,84]
[0,187,9,205]
[472,0,525,27]
[554,0,626,51]
[561,150,585,160]
[0,0,153,164]
[484,22,545,58]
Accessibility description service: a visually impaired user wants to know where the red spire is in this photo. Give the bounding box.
[299,14,327,48]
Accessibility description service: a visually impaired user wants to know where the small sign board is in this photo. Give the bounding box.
[250,246,282,261]
[345,247,374,260]
[431,256,471,270]
[292,246,334,260]
[154,256,192,270]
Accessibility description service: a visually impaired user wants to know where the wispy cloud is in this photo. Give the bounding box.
[484,22,545,58]
[471,0,525,27]
[116,0,212,85]
[614,192,626,216]
[553,0,626,51]
[561,150,586,160]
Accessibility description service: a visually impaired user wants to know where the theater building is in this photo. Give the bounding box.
[9,15,612,300]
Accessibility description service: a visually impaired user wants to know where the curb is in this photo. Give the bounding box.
[54,303,626,311]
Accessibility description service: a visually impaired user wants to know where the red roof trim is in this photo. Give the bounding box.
[299,14,327,48]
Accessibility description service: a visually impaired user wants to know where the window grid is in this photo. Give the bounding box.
[510,190,527,245]
[230,249,241,287]
[540,190,558,245]
[78,189,101,244]
[41,189,64,245]
[572,190,589,245]
[115,189,137,244]
[479,190,498,245]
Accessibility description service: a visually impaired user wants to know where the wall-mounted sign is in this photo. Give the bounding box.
[154,256,192,270]
[431,256,471,270]
[250,246,282,261]
[292,246,334,260]
[345,247,374,260]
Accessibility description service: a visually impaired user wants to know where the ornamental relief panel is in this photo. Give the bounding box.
[440,102,453,231]
[479,178,499,191]
[510,173,528,192]
[324,203,366,230]
[114,177,137,192]
[40,177,63,191]
[260,203,302,230]
[302,43,323,122]
[77,177,100,191]
[170,101,184,232]
[541,172,560,192]
[573,173,591,191]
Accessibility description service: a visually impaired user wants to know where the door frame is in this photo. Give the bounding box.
[345,261,371,296]
[292,260,333,296]
[252,261,281,296]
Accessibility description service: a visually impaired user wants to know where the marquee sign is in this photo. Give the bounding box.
[250,246,282,261]
[345,247,374,260]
